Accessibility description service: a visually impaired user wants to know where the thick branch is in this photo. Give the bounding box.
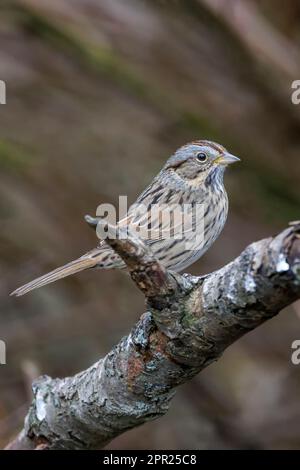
[6,223,300,450]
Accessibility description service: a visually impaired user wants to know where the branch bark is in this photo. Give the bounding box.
[6,223,300,450]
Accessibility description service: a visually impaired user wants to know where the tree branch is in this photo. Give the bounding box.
[6,223,300,450]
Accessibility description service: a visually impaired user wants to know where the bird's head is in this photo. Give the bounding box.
[165,140,240,186]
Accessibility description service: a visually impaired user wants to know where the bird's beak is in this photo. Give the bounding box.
[214,153,240,166]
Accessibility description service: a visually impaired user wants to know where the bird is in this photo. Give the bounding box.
[10,140,240,297]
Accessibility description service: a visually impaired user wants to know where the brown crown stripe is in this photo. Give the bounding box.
[184,140,226,154]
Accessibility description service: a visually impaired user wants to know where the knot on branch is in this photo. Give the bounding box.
[100,221,185,308]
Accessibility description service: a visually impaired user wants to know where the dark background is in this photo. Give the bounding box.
[1,0,300,449]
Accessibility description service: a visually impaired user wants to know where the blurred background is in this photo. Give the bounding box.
[1,0,300,449]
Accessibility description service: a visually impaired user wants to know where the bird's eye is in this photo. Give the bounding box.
[196,152,207,162]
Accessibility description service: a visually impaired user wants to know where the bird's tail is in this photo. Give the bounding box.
[10,249,102,297]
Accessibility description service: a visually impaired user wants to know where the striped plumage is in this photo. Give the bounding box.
[11,140,239,297]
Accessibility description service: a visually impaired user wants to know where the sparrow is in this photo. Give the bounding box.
[10,140,239,297]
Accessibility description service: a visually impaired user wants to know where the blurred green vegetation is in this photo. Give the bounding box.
[0,139,34,172]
